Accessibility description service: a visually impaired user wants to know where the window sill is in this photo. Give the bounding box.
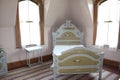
[94,45,117,51]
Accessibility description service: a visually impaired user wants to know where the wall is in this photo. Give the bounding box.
[87,0,93,20]
[0,0,71,63]
[0,0,120,63]
[69,0,93,47]
[0,0,51,63]
[0,0,19,62]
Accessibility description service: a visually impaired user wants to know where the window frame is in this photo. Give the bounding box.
[15,0,44,48]
[93,0,120,48]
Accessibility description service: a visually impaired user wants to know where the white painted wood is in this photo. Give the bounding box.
[51,20,104,80]
[25,45,42,67]
[52,20,84,46]
[0,49,7,77]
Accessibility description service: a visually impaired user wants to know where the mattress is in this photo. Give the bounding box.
[53,45,84,56]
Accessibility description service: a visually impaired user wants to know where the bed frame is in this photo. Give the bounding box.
[51,20,104,80]
[52,20,84,46]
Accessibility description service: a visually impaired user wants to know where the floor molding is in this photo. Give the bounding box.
[8,54,52,70]
[1,60,119,80]
[103,59,120,70]
[8,54,120,71]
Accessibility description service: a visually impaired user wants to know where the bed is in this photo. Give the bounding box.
[51,20,104,80]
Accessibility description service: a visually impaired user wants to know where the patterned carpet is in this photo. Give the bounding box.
[0,61,119,80]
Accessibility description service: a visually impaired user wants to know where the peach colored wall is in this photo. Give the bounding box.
[0,0,120,63]
[0,0,51,63]
[0,0,71,63]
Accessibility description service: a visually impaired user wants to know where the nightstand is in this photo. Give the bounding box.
[25,45,42,67]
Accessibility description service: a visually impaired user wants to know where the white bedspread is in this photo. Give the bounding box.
[53,45,84,56]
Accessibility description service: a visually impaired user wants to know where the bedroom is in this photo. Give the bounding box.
[0,0,120,79]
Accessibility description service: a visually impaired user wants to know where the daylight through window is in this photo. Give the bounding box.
[96,0,120,49]
[19,0,40,47]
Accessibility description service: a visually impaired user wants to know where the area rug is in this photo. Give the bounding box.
[0,61,119,80]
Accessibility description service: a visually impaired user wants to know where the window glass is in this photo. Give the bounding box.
[19,1,40,47]
[96,0,120,49]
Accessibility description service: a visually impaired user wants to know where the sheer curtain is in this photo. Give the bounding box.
[96,0,120,49]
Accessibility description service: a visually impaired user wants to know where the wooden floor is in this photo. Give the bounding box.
[0,61,120,80]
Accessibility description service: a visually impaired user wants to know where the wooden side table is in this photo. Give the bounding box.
[25,46,42,67]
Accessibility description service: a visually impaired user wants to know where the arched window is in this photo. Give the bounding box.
[15,0,44,48]
[94,0,120,49]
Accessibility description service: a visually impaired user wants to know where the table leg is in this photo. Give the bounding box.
[38,50,42,63]
[26,52,31,67]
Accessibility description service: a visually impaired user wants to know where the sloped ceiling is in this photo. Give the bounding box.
[45,0,93,30]
[45,0,70,30]
[70,0,93,29]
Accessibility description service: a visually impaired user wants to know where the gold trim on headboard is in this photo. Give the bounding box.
[56,41,81,45]
[56,32,80,40]
[63,27,75,30]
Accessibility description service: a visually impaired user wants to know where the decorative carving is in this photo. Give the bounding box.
[63,20,75,30]
[64,27,75,30]
[65,20,71,27]
[65,34,69,37]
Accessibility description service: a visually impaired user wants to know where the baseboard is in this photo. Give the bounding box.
[8,54,52,71]
[8,54,120,71]
[103,59,120,70]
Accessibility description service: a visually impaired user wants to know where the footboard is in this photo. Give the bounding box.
[52,47,104,80]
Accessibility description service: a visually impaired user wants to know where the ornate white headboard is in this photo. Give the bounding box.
[52,20,84,46]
